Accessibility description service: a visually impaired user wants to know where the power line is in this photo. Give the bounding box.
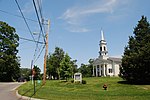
[32,0,45,64]
[14,0,36,43]
[32,0,44,65]
[32,0,46,44]
[34,44,46,63]
[37,0,43,21]
[0,9,38,23]
[19,37,44,44]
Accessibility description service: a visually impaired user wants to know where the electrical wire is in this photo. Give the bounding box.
[0,9,37,23]
[19,37,44,44]
[32,0,46,44]
[14,0,36,43]
[32,0,44,64]
[14,0,47,66]
[34,44,46,63]
[37,0,43,21]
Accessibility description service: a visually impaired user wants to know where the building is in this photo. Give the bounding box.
[93,30,121,77]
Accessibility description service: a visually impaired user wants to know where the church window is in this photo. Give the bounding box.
[104,46,106,51]
[109,69,112,73]
[97,65,99,71]
[100,47,102,51]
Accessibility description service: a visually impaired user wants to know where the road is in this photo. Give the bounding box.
[0,82,25,100]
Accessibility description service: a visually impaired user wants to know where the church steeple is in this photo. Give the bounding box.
[101,30,104,41]
[99,29,108,59]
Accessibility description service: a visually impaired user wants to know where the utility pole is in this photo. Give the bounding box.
[43,19,50,85]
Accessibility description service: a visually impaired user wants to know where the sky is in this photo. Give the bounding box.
[1,0,150,72]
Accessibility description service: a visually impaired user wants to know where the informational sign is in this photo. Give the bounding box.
[74,73,82,83]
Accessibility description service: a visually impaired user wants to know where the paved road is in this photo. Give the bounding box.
[0,82,25,100]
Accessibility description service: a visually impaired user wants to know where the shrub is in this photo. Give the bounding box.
[71,80,74,83]
[82,80,86,84]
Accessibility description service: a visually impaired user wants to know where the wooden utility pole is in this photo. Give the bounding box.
[43,19,50,85]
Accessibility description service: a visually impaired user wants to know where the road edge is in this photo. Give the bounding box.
[16,82,45,100]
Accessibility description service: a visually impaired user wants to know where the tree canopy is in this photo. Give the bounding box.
[0,21,20,82]
[46,47,77,80]
[33,65,41,80]
[120,16,150,84]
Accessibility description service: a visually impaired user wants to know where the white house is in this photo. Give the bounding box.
[93,30,121,77]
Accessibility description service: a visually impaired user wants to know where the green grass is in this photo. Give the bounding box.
[18,77,150,100]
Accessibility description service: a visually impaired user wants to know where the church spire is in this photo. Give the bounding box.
[101,29,104,41]
[99,29,108,59]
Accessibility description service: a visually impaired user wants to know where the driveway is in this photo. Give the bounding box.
[0,82,25,100]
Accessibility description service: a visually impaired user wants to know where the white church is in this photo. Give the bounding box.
[93,30,121,77]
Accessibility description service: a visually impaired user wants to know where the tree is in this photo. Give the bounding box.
[0,21,20,82]
[46,47,78,80]
[88,59,94,77]
[46,47,65,79]
[70,60,78,78]
[20,68,31,81]
[46,54,57,79]
[33,65,41,80]
[60,53,72,81]
[120,16,150,84]
[78,64,89,77]
[78,59,94,77]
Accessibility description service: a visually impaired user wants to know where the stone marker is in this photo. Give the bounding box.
[74,73,82,83]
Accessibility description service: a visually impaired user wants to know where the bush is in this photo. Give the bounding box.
[82,80,86,84]
[70,80,87,84]
[71,80,74,83]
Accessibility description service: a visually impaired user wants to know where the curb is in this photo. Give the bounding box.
[16,82,45,100]
[16,90,45,100]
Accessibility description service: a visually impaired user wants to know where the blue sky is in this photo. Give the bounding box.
[1,0,150,72]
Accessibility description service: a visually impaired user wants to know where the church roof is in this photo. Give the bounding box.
[93,57,122,65]
[108,57,122,62]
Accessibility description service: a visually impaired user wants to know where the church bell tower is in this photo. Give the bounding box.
[99,30,108,60]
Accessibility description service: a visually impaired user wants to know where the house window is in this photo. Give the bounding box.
[109,69,112,73]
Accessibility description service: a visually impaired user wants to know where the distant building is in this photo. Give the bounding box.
[93,30,121,77]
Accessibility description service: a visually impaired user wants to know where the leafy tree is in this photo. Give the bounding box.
[0,21,20,82]
[20,68,31,81]
[33,65,41,80]
[120,16,150,84]
[78,59,94,77]
[46,47,78,80]
[60,53,72,81]
[70,59,78,78]
[46,54,56,79]
[78,64,89,77]
[46,47,65,79]
[88,59,94,76]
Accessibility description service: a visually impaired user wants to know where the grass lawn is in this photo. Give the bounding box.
[18,77,150,100]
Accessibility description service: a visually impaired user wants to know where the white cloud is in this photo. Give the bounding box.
[59,0,121,32]
[66,27,89,33]
[22,1,34,14]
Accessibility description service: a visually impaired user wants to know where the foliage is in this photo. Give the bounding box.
[78,59,94,77]
[70,59,78,78]
[46,47,77,80]
[0,21,20,82]
[33,65,41,80]
[20,68,31,81]
[60,53,72,81]
[82,80,86,84]
[78,64,89,77]
[46,47,65,79]
[120,16,150,84]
